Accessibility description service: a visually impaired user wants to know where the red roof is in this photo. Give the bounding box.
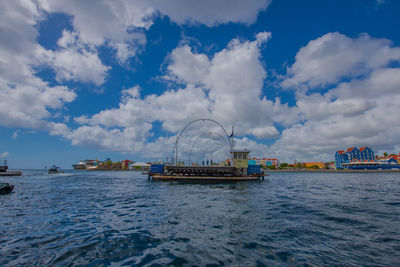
[388,155,400,160]
[359,147,366,151]
[347,147,356,152]
[337,150,345,154]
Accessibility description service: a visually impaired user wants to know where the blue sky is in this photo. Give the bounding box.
[1,0,400,169]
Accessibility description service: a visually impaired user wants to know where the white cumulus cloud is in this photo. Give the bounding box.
[272,33,400,161]
[151,0,271,26]
[0,152,10,158]
[65,33,291,159]
[282,32,400,90]
[0,0,104,132]
[38,0,271,63]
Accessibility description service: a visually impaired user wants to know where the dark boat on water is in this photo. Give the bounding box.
[0,160,22,176]
[0,160,8,172]
[48,165,63,174]
[0,182,14,194]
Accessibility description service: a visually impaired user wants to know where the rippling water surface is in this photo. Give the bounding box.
[1,170,400,266]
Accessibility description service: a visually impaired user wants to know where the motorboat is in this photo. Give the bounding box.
[0,182,14,194]
[48,165,63,174]
[0,160,8,172]
[0,160,22,176]
[72,161,87,170]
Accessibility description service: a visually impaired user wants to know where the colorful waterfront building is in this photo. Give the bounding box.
[335,150,349,169]
[248,157,267,168]
[219,159,231,166]
[122,159,134,169]
[346,147,361,162]
[266,158,280,168]
[303,162,324,169]
[386,154,400,164]
[342,158,399,170]
[378,157,398,164]
[335,146,376,169]
[248,159,257,166]
[359,147,375,161]
[335,146,400,170]
[248,157,280,168]
[327,162,336,169]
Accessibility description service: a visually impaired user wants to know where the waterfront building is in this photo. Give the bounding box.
[335,150,349,169]
[342,158,400,170]
[327,162,336,169]
[346,147,361,162]
[266,158,280,168]
[219,159,231,166]
[335,146,400,170]
[248,157,268,168]
[129,162,150,170]
[378,157,398,164]
[336,146,376,169]
[359,147,374,161]
[241,157,280,168]
[122,159,134,169]
[303,162,324,169]
[387,154,400,164]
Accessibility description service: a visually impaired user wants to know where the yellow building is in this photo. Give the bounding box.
[231,150,250,169]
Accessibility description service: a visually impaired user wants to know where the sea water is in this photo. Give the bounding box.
[1,170,400,266]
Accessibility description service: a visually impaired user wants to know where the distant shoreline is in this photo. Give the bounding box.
[6,168,400,174]
[86,168,148,171]
[268,169,400,173]
[87,168,400,173]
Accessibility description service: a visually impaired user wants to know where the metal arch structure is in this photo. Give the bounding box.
[172,119,233,166]
[188,131,231,165]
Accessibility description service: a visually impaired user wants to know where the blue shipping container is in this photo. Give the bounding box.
[248,165,261,175]
[150,164,164,174]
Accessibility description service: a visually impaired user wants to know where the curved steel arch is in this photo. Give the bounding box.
[172,119,233,165]
[188,131,230,165]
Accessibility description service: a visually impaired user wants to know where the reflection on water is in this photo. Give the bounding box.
[1,170,400,265]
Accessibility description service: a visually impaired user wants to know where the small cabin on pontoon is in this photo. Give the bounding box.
[231,149,250,169]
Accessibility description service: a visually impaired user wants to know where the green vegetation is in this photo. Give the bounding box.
[297,162,306,168]
[97,160,122,170]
